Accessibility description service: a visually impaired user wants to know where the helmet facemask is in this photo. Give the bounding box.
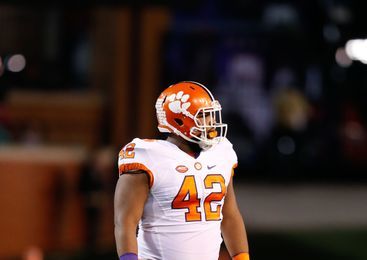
[190,101,227,149]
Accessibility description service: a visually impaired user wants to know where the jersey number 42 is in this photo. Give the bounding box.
[171,174,226,222]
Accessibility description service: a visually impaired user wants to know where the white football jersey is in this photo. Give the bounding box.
[118,138,238,260]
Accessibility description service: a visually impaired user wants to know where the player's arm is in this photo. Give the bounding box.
[221,179,250,260]
[114,170,149,257]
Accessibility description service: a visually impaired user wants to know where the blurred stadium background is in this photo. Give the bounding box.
[0,1,367,259]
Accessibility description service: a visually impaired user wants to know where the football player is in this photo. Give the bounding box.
[114,81,250,260]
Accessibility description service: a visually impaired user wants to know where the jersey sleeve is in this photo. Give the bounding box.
[118,138,154,188]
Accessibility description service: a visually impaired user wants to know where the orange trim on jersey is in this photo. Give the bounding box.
[119,163,154,188]
[232,252,250,260]
[231,163,238,177]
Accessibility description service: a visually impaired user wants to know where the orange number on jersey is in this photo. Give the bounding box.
[204,174,226,221]
[171,175,201,222]
[119,143,136,159]
[172,174,226,222]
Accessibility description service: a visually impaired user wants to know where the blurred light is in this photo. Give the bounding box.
[277,136,295,155]
[345,39,367,64]
[329,5,352,24]
[0,56,4,77]
[23,246,43,260]
[263,4,299,27]
[345,121,365,141]
[335,47,352,67]
[323,24,340,43]
[7,54,26,72]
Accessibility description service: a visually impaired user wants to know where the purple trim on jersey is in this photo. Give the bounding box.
[119,253,138,260]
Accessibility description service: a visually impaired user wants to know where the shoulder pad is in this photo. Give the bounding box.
[118,138,155,187]
[118,138,157,158]
[216,137,238,166]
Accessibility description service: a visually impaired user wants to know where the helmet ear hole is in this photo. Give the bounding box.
[174,118,184,126]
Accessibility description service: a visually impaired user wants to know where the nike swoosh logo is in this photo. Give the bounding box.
[207,165,216,170]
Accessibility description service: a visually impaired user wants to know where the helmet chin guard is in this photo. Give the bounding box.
[156,81,227,149]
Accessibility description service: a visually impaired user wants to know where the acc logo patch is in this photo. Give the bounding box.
[175,165,188,173]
